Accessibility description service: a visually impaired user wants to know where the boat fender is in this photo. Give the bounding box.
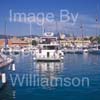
[1,73,6,84]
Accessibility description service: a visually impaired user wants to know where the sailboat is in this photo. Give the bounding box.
[88,6,100,54]
[1,21,12,55]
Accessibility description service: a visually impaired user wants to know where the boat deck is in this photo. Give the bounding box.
[33,58,62,62]
[0,58,14,68]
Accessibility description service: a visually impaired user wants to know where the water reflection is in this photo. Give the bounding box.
[34,62,64,76]
[0,63,15,100]
[0,54,100,99]
[0,82,14,100]
[33,62,64,89]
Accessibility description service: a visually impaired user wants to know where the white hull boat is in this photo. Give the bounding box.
[33,32,64,62]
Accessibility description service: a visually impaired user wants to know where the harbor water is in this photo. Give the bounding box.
[0,53,100,100]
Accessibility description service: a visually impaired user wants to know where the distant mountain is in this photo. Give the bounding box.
[0,33,64,39]
[17,34,40,38]
[0,34,40,39]
[0,35,13,39]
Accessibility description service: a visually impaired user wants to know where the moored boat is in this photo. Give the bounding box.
[0,54,13,68]
[88,44,100,54]
[1,46,12,55]
[33,32,64,62]
[12,46,21,55]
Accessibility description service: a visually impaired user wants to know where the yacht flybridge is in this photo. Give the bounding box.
[33,32,64,61]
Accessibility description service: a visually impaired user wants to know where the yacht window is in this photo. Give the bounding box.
[4,48,9,50]
[43,46,58,50]
[98,46,100,49]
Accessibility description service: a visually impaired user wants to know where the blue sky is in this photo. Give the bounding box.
[0,0,100,36]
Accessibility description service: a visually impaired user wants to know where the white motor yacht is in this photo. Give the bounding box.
[33,32,64,61]
[12,46,21,55]
[88,44,100,54]
[1,46,12,55]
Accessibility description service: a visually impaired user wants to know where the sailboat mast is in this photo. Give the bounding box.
[55,18,58,34]
[42,23,45,34]
[80,23,84,47]
[4,19,8,48]
[95,4,99,37]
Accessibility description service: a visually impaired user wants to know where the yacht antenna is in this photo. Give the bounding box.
[42,23,45,34]
[55,18,58,34]
[29,22,32,37]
